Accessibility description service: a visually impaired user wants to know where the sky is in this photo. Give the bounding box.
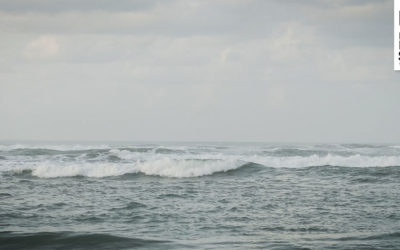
[0,0,399,143]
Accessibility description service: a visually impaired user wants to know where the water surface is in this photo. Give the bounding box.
[1,142,400,249]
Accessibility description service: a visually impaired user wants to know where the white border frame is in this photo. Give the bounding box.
[395,0,400,70]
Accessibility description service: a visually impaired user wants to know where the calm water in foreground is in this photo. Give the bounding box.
[1,142,400,249]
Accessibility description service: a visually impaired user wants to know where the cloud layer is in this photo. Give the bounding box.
[0,0,399,142]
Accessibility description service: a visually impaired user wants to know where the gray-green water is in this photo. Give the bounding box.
[1,143,400,249]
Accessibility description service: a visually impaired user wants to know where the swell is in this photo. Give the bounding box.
[336,232,400,241]
[313,232,400,243]
[0,231,168,250]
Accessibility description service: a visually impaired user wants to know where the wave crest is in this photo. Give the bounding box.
[12,158,243,178]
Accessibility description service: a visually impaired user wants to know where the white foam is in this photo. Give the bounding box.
[135,158,241,178]
[109,149,141,160]
[31,163,137,178]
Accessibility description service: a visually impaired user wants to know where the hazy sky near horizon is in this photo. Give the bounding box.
[0,0,399,143]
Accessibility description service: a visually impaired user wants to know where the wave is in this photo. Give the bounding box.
[3,154,400,178]
[0,147,400,178]
[6,158,244,178]
[318,231,400,242]
[0,231,168,250]
[250,154,400,168]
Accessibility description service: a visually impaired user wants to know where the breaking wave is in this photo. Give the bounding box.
[1,143,400,178]
[1,154,399,178]
[7,159,243,178]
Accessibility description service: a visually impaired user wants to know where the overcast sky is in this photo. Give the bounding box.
[0,0,399,143]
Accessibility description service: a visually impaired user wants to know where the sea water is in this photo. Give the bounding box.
[1,142,400,249]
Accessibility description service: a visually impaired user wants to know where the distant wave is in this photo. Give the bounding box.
[0,144,188,153]
[0,144,111,151]
[250,154,400,168]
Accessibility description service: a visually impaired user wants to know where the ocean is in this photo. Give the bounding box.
[1,142,400,249]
